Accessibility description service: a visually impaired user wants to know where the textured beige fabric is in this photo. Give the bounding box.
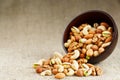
[0,0,120,80]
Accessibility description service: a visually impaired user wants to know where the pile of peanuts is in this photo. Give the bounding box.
[33,51,103,79]
[33,22,112,79]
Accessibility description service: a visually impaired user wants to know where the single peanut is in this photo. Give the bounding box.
[91,45,98,51]
[80,53,85,58]
[98,41,103,47]
[89,29,95,34]
[86,49,93,57]
[55,73,65,79]
[85,39,92,44]
[84,34,94,39]
[68,48,73,52]
[75,35,81,41]
[75,69,84,77]
[92,36,98,43]
[96,29,103,33]
[105,36,112,43]
[98,47,105,54]
[100,22,109,28]
[36,66,43,73]
[81,48,86,54]
[93,51,99,57]
[52,69,58,75]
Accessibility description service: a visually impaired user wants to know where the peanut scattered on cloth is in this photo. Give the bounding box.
[33,51,102,79]
[33,22,112,79]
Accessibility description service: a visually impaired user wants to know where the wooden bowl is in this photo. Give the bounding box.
[63,10,118,64]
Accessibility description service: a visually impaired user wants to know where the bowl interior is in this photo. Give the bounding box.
[63,10,118,64]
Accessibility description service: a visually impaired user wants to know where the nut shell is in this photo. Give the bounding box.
[75,69,84,77]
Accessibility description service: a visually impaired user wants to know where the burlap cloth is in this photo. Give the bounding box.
[0,0,120,80]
